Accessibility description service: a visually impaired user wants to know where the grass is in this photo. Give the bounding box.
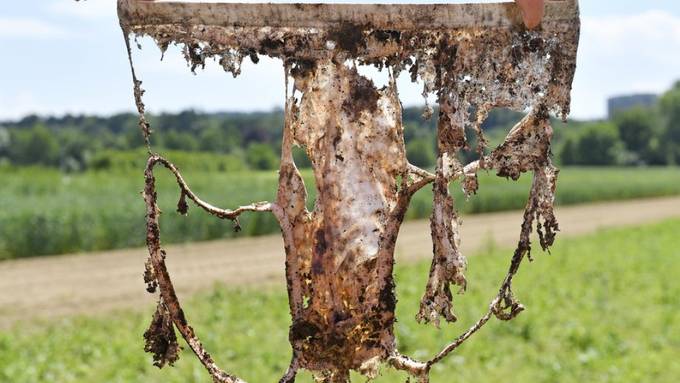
[1,165,680,259]
[1,219,679,382]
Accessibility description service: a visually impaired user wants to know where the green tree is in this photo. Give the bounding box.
[246,143,279,170]
[613,107,656,153]
[577,123,623,165]
[613,107,662,165]
[124,124,147,149]
[292,146,312,168]
[559,137,578,165]
[659,81,680,164]
[163,130,199,151]
[199,126,226,152]
[220,122,244,152]
[8,124,59,166]
[59,128,95,172]
[562,123,623,166]
[0,127,9,159]
[406,138,435,168]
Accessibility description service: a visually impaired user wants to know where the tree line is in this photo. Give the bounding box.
[558,81,680,166]
[1,82,679,172]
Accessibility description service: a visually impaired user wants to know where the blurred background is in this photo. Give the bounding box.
[0,1,679,382]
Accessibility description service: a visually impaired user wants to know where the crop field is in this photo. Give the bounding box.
[1,219,678,382]
[1,165,679,259]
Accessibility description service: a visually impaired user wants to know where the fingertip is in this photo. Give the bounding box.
[523,17,541,30]
[516,0,545,30]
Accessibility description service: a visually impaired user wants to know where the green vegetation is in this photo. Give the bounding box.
[2,80,680,259]
[2,219,678,382]
[3,82,680,171]
[2,165,679,260]
[558,81,680,166]
[0,110,286,172]
[559,123,623,166]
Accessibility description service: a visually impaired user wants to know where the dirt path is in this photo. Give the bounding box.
[1,196,679,328]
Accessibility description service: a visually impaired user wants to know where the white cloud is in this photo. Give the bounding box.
[570,10,680,119]
[48,0,114,20]
[582,10,680,53]
[0,91,43,120]
[4,3,680,120]
[0,17,69,40]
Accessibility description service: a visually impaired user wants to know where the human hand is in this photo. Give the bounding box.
[515,0,545,29]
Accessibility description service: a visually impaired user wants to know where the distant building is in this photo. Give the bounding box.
[607,94,658,118]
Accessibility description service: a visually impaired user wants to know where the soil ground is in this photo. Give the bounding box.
[1,196,679,328]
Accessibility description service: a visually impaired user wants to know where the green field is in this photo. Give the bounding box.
[1,219,678,382]
[1,165,679,259]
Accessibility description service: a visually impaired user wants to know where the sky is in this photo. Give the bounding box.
[1,0,680,121]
